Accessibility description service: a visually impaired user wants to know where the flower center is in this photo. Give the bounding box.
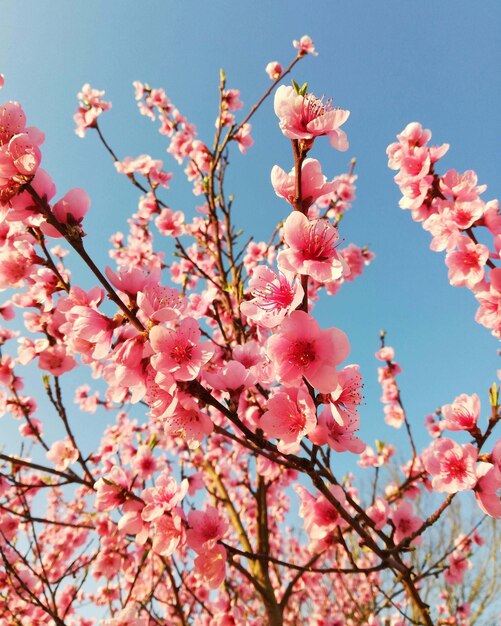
[255,275,294,312]
[288,340,316,369]
[170,342,193,364]
[303,222,337,261]
[300,94,332,128]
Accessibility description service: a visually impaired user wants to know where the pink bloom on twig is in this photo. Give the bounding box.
[187,505,228,553]
[278,211,347,283]
[240,266,303,329]
[271,158,338,209]
[260,383,317,453]
[274,85,349,151]
[150,317,214,381]
[441,393,480,433]
[293,35,318,57]
[422,438,478,493]
[265,61,282,80]
[266,310,349,393]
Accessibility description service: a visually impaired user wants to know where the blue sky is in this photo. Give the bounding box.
[1,1,501,459]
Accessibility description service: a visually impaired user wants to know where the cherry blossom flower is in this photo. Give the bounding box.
[240,266,303,329]
[74,84,111,137]
[101,606,147,626]
[94,466,133,511]
[441,393,480,432]
[141,471,188,522]
[292,35,318,57]
[474,461,501,517]
[161,391,214,448]
[149,317,214,381]
[46,439,79,471]
[295,484,346,541]
[234,123,253,153]
[445,236,489,288]
[266,310,349,393]
[422,438,478,493]
[41,188,90,238]
[309,406,365,453]
[151,511,186,556]
[194,544,227,588]
[367,497,390,530]
[274,85,349,151]
[260,384,317,453]
[390,501,423,544]
[265,61,282,80]
[187,505,228,553]
[271,158,337,209]
[277,211,347,283]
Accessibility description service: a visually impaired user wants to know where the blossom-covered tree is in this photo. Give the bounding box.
[0,36,499,626]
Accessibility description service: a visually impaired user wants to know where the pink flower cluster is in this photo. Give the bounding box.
[388,122,501,337]
[375,345,405,428]
[0,102,44,203]
[74,83,111,137]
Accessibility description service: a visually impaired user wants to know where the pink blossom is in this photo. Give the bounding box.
[38,344,77,376]
[240,266,303,328]
[293,35,318,57]
[445,236,489,288]
[155,207,185,237]
[41,188,90,238]
[390,501,422,544]
[260,384,317,453]
[141,471,188,522]
[295,484,346,541]
[46,439,79,471]
[222,89,243,111]
[367,497,390,530]
[0,102,43,202]
[234,123,253,154]
[474,462,501,517]
[137,282,185,323]
[266,310,349,393]
[422,438,478,493]
[444,550,471,585]
[161,390,213,448]
[271,158,337,209]
[194,544,226,588]
[327,364,363,423]
[274,85,349,151]
[0,513,19,542]
[358,442,394,468]
[151,511,185,556]
[74,84,111,137]
[150,317,214,381]
[65,304,116,359]
[131,445,159,480]
[375,346,395,362]
[187,505,228,553]
[441,393,480,432]
[277,211,347,283]
[94,466,132,511]
[440,169,486,202]
[309,407,365,453]
[384,403,405,428]
[105,266,161,299]
[0,75,4,89]
[117,500,148,543]
[265,61,282,80]
[423,209,461,252]
[204,360,256,392]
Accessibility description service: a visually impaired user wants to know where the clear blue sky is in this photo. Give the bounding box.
[1,1,500,459]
